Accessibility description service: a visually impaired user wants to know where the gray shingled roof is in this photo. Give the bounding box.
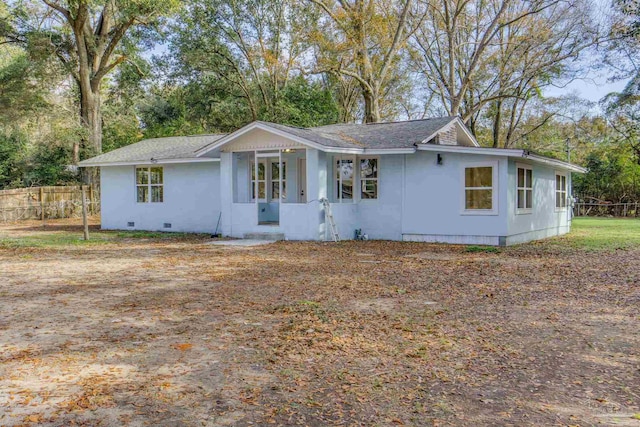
[196,117,462,153]
[306,116,459,149]
[80,117,464,165]
[241,117,459,150]
[79,134,226,165]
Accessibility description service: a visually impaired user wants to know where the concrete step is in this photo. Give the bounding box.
[243,232,285,241]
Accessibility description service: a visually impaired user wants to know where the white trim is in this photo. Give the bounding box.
[362,148,416,155]
[418,117,481,147]
[453,117,481,147]
[416,145,586,173]
[333,155,356,203]
[196,122,360,156]
[135,166,164,204]
[515,163,533,215]
[526,154,586,173]
[417,144,524,156]
[80,158,219,167]
[358,156,379,201]
[460,161,499,215]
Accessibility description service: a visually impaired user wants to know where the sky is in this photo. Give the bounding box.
[546,74,628,103]
[544,0,631,105]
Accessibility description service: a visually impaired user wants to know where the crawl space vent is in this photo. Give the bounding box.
[163,223,172,229]
[127,222,135,227]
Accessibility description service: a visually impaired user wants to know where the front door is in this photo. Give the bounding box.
[298,158,307,203]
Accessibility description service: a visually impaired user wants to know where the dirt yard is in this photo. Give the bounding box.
[0,219,638,426]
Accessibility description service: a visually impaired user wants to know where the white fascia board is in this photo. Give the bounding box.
[453,117,481,147]
[78,158,220,167]
[525,154,587,173]
[195,121,361,156]
[416,144,524,156]
[362,148,416,155]
[418,117,480,147]
[415,144,586,173]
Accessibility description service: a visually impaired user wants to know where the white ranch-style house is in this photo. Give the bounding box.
[79,117,585,245]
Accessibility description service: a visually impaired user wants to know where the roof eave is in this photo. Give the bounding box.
[78,157,220,167]
[416,144,525,156]
[415,145,586,172]
[524,153,587,173]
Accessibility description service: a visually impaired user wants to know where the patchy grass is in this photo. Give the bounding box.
[111,230,204,239]
[0,220,209,248]
[0,232,112,248]
[464,245,500,253]
[0,218,638,426]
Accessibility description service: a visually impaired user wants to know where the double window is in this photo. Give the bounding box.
[251,160,286,201]
[334,156,378,202]
[516,164,533,213]
[463,164,495,212]
[555,173,567,209]
[136,166,163,203]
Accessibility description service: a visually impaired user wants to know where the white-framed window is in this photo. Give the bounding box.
[271,161,286,199]
[251,160,266,201]
[136,166,163,203]
[555,172,567,210]
[462,162,498,214]
[335,156,354,202]
[359,157,378,199]
[516,164,533,214]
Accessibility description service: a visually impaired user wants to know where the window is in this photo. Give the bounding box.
[516,164,533,213]
[251,160,266,201]
[335,156,354,201]
[136,166,163,203]
[464,165,494,211]
[555,173,567,209]
[271,161,286,199]
[360,158,378,199]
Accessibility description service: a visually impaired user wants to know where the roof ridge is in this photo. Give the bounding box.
[362,116,457,126]
[308,116,457,129]
[186,133,227,137]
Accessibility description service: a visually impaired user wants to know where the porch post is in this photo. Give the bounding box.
[278,149,282,203]
[254,150,258,203]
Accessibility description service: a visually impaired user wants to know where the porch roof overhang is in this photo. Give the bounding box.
[195,121,357,156]
[415,144,587,173]
[195,122,431,156]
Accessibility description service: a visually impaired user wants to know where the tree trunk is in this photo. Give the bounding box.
[362,86,381,123]
[80,89,102,157]
[492,100,502,148]
[78,77,102,185]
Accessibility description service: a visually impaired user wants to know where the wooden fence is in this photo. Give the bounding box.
[573,202,640,218]
[0,185,100,223]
